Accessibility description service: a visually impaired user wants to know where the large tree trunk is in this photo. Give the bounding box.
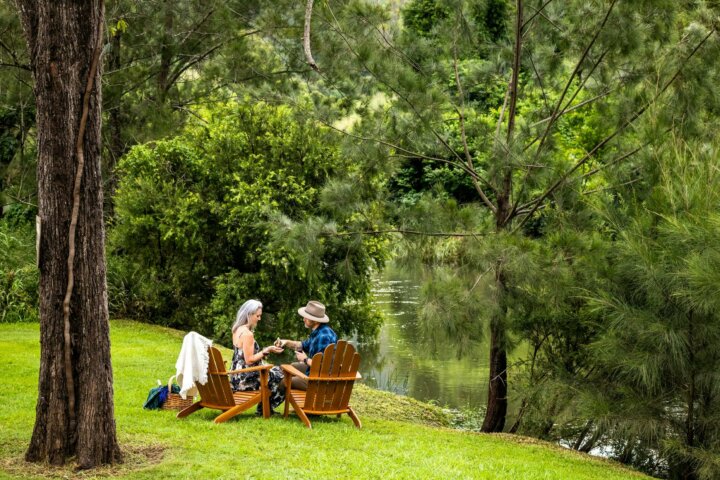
[17,0,122,468]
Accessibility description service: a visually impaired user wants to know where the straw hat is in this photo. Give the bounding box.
[297,300,329,323]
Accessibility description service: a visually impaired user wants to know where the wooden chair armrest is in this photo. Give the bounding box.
[281,363,308,380]
[226,364,272,375]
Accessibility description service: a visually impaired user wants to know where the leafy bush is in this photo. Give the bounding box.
[109,101,387,343]
[0,212,38,323]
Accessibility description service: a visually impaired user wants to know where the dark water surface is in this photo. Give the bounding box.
[356,274,490,410]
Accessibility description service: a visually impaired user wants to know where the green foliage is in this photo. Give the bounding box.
[0,3,37,213]
[0,214,38,323]
[110,101,386,344]
[572,142,720,478]
[401,0,449,38]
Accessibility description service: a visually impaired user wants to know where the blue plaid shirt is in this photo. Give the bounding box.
[301,324,338,361]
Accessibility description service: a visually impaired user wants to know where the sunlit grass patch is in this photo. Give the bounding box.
[0,321,650,479]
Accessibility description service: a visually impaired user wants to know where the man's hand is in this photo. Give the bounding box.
[275,338,288,348]
[295,351,308,363]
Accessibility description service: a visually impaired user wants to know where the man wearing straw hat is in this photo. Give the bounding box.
[276,300,338,390]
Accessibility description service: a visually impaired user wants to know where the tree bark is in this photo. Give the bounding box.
[16,0,122,468]
[482,261,508,432]
[158,0,174,99]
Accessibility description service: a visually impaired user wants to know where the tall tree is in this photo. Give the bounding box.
[269,0,718,432]
[15,0,122,468]
[584,141,720,479]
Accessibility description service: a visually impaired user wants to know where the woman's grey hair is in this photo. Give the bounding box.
[232,299,263,333]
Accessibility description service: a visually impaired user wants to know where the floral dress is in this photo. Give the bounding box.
[230,334,285,412]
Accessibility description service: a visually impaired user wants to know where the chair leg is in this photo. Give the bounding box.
[295,407,312,429]
[214,405,245,424]
[260,369,270,418]
[283,377,292,418]
[176,402,203,418]
[347,406,362,429]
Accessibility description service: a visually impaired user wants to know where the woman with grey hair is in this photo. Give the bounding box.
[230,299,285,414]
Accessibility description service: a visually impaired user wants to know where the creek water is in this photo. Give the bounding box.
[356,272,491,411]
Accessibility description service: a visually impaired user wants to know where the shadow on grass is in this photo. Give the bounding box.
[0,443,166,479]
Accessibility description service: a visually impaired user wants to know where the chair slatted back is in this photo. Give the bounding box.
[196,346,235,408]
[304,341,360,412]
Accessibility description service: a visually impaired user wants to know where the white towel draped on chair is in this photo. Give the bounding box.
[175,331,213,399]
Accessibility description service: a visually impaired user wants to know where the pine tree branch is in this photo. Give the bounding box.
[577,144,643,180]
[531,0,618,164]
[528,88,613,129]
[506,0,523,145]
[315,116,492,189]
[324,4,471,176]
[515,143,643,212]
[357,14,425,75]
[528,52,549,110]
[166,42,224,91]
[581,176,641,195]
[236,69,311,82]
[0,62,30,70]
[304,0,319,72]
[523,0,561,34]
[453,44,498,210]
[325,229,487,238]
[0,38,29,70]
[2,192,37,208]
[513,27,716,233]
[498,0,524,226]
[495,72,512,140]
[521,0,555,30]
[514,49,609,212]
[176,8,216,48]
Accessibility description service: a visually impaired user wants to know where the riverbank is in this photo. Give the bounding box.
[0,321,649,479]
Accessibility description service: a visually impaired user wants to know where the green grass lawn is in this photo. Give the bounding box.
[0,321,649,479]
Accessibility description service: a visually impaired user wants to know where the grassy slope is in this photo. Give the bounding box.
[0,321,649,480]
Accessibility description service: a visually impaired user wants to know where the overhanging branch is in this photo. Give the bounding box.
[304,0,319,72]
[324,229,487,238]
[513,28,716,233]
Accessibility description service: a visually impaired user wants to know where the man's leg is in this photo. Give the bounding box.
[290,362,308,391]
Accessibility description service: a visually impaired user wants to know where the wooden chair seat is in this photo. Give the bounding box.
[282,340,362,428]
[177,346,273,423]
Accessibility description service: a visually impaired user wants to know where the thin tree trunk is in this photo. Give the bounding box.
[686,311,696,449]
[579,425,602,453]
[17,0,122,468]
[106,29,124,215]
[482,259,509,432]
[481,0,522,434]
[158,0,174,99]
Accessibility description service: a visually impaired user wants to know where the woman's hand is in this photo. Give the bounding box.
[263,345,284,355]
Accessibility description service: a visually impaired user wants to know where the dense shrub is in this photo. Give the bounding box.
[109,101,386,344]
[0,206,38,323]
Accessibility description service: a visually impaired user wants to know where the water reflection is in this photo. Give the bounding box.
[357,275,490,410]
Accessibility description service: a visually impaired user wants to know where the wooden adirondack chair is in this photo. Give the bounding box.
[281,340,362,429]
[177,346,273,422]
